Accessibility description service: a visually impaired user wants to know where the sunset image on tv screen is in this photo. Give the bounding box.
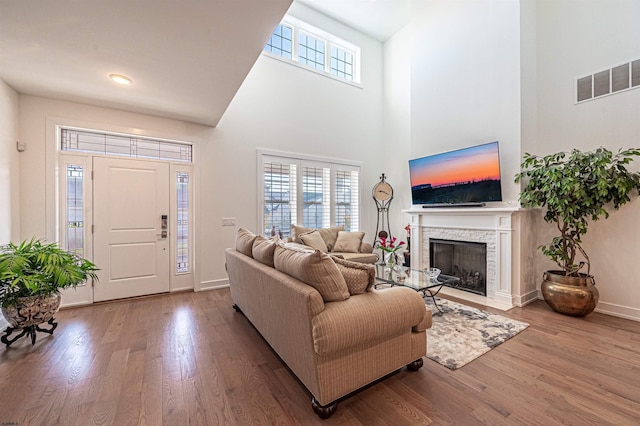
[409,141,502,205]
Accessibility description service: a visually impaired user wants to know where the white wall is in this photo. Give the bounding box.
[536,0,640,319]
[382,24,413,242]
[0,79,19,330]
[409,0,523,205]
[199,2,385,281]
[17,95,214,294]
[15,3,384,292]
[0,79,20,244]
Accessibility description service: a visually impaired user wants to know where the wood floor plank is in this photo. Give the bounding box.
[1,289,639,425]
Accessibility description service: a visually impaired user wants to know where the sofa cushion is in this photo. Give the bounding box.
[299,230,329,253]
[252,235,280,267]
[332,231,365,253]
[274,245,350,302]
[292,225,344,251]
[332,257,375,295]
[235,228,257,257]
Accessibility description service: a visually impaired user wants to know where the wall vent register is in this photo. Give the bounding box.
[576,57,640,103]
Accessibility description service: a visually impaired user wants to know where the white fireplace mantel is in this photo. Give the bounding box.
[403,206,537,310]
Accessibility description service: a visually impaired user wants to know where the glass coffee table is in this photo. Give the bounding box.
[374,264,461,313]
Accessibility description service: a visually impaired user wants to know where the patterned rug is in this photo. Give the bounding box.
[425,297,529,370]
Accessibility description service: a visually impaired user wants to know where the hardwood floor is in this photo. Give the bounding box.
[1,288,639,425]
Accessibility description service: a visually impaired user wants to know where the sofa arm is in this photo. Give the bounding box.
[413,309,432,332]
[311,287,428,355]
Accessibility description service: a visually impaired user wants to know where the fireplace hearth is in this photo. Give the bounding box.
[430,239,487,296]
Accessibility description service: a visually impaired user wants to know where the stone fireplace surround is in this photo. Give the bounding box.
[404,206,538,310]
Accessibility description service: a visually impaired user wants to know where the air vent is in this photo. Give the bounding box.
[576,56,640,103]
[577,76,592,102]
[593,70,610,97]
[612,64,630,92]
[632,59,640,87]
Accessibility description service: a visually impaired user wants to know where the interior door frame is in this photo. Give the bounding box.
[55,131,195,306]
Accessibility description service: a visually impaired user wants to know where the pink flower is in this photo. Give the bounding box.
[376,236,405,253]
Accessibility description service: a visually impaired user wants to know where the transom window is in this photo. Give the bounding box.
[263,16,361,84]
[61,128,192,162]
[260,151,360,239]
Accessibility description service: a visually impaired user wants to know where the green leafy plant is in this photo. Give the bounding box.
[0,238,99,307]
[515,147,640,276]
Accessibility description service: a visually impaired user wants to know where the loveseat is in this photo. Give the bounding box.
[285,224,378,264]
[225,228,432,418]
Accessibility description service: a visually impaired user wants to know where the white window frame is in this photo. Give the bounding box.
[257,149,362,238]
[262,15,362,87]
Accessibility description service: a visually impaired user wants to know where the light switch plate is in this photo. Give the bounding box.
[222,217,236,226]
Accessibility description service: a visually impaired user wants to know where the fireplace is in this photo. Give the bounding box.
[430,239,487,296]
[404,206,538,310]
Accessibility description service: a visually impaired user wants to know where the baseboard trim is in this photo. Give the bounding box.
[514,289,540,307]
[199,278,230,292]
[595,301,640,322]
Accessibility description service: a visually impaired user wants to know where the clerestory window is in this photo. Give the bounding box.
[263,16,361,84]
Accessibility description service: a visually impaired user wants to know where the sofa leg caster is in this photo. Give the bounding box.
[311,398,337,419]
[407,358,424,371]
[232,304,242,313]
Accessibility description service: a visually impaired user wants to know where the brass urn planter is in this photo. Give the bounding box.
[516,147,640,319]
[541,271,599,317]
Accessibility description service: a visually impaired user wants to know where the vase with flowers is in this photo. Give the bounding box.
[376,236,405,279]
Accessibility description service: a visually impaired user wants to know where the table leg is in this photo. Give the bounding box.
[422,285,445,313]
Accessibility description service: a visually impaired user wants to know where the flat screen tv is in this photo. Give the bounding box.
[409,141,503,207]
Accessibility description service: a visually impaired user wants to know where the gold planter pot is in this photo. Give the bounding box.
[541,271,599,317]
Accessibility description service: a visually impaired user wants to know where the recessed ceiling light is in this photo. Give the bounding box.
[109,73,133,85]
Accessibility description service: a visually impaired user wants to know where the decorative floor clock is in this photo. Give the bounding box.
[372,173,394,249]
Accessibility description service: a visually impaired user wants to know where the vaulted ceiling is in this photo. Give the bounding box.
[0,0,292,126]
[0,0,410,127]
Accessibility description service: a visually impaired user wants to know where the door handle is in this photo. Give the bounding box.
[161,214,168,238]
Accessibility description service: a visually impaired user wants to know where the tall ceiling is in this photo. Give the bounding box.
[0,0,292,126]
[298,0,410,42]
[0,0,409,127]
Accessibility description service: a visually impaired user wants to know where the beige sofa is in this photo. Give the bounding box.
[286,224,378,264]
[226,229,431,419]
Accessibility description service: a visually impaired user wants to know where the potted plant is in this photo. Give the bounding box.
[0,238,98,346]
[515,147,640,316]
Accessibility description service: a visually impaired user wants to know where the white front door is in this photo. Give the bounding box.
[93,157,170,302]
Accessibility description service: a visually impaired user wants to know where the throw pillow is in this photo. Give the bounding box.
[252,235,280,267]
[291,224,313,244]
[299,230,329,252]
[235,228,257,257]
[273,245,350,302]
[332,256,376,295]
[317,226,344,251]
[291,224,344,251]
[332,231,365,253]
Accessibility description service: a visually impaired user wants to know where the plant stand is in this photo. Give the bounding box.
[1,317,58,347]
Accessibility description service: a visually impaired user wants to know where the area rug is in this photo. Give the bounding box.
[425,297,529,370]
